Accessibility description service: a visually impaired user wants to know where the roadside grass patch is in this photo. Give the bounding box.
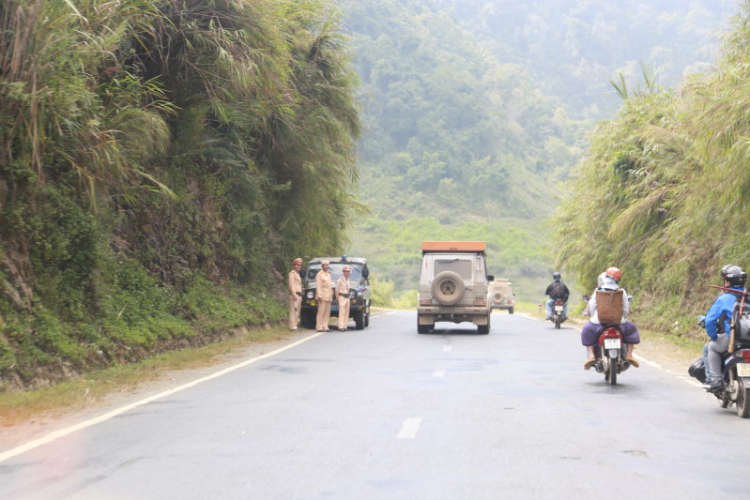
[0,326,295,427]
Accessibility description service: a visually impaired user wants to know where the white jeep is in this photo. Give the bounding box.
[417,241,494,334]
[490,278,515,314]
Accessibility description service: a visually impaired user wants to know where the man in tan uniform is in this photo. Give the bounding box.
[315,260,333,332]
[336,266,352,331]
[288,258,303,330]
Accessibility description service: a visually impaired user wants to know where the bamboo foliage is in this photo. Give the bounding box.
[0,0,360,305]
[555,1,750,321]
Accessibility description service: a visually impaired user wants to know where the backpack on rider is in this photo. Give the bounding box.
[550,281,566,300]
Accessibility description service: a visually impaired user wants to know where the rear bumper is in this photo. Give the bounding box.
[491,303,513,310]
[418,306,490,325]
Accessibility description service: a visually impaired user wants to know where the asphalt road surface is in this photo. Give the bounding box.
[2,311,750,500]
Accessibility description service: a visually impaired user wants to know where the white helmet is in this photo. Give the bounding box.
[600,275,619,290]
[596,272,607,288]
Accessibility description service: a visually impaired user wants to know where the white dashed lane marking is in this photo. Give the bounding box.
[397,418,423,439]
[443,345,452,352]
[432,370,446,377]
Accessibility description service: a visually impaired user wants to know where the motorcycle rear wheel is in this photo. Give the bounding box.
[736,378,750,418]
[605,358,617,385]
[554,315,561,329]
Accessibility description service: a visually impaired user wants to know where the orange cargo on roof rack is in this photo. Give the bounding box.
[421,241,486,253]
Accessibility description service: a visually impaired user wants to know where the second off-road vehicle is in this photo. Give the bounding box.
[417,241,494,334]
[490,278,514,314]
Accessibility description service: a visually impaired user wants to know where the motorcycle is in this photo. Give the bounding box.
[592,323,631,385]
[550,300,567,329]
[689,299,750,418]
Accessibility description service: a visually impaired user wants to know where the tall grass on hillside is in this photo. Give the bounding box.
[554,3,750,334]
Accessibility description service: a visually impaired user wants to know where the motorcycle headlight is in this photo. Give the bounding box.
[306,291,314,300]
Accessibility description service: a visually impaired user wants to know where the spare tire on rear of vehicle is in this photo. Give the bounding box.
[431,271,465,306]
[492,290,504,303]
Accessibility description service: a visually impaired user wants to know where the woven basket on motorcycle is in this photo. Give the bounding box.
[595,289,623,324]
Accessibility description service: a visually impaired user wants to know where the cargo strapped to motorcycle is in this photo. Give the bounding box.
[732,299,750,348]
[596,289,623,324]
[711,285,750,353]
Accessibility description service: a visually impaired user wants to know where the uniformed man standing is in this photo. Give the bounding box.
[315,260,333,332]
[288,258,303,331]
[336,266,352,331]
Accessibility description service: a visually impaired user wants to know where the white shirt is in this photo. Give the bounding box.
[588,286,630,324]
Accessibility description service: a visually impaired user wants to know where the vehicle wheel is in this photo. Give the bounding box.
[364,304,370,327]
[606,357,617,385]
[354,310,365,330]
[492,291,504,303]
[477,314,491,334]
[737,378,750,418]
[554,315,561,329]
[417,317,432,334]
[431,271,465,306]
[300,310,316,330]
[509,307,514,314]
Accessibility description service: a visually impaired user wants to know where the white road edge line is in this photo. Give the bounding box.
[0,331,328,463]
[397,418,423,439]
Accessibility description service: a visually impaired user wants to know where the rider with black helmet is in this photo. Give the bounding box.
[544,272,570,320]
[703,264,748,392]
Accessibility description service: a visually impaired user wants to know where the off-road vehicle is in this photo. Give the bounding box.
[300,257,371,330]
[417,241,494,334]
[490,278,514,314]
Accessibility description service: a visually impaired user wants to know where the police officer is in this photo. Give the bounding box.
[288,258,303,331]
[336,266,352,331]
[315,260,333,332]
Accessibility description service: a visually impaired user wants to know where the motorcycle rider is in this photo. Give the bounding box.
[581,267,641,369]
[702,264,747,392]
[545,272,570,320]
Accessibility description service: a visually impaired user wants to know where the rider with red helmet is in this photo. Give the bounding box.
[581,267,641,370]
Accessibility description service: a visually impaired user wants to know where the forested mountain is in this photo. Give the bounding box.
[0,0,360,388]
[336,0,735,297]
[433,0,733,119]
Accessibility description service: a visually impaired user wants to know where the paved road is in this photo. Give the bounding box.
[1,311,750,499]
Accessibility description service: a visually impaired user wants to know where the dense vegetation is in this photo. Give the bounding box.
[337,0,731,301]
[0,0,360,389]
[555,2,750,336]
[0,0,742,389]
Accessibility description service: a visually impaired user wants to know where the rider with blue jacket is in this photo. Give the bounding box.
[703,264,747,392]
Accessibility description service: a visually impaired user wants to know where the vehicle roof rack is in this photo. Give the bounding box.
[421,241,486,254]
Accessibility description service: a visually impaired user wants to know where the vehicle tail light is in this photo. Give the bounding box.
[419,300,431,306]
[603,327,621,338]
[737,350,750,360]
[474,300,486,306]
